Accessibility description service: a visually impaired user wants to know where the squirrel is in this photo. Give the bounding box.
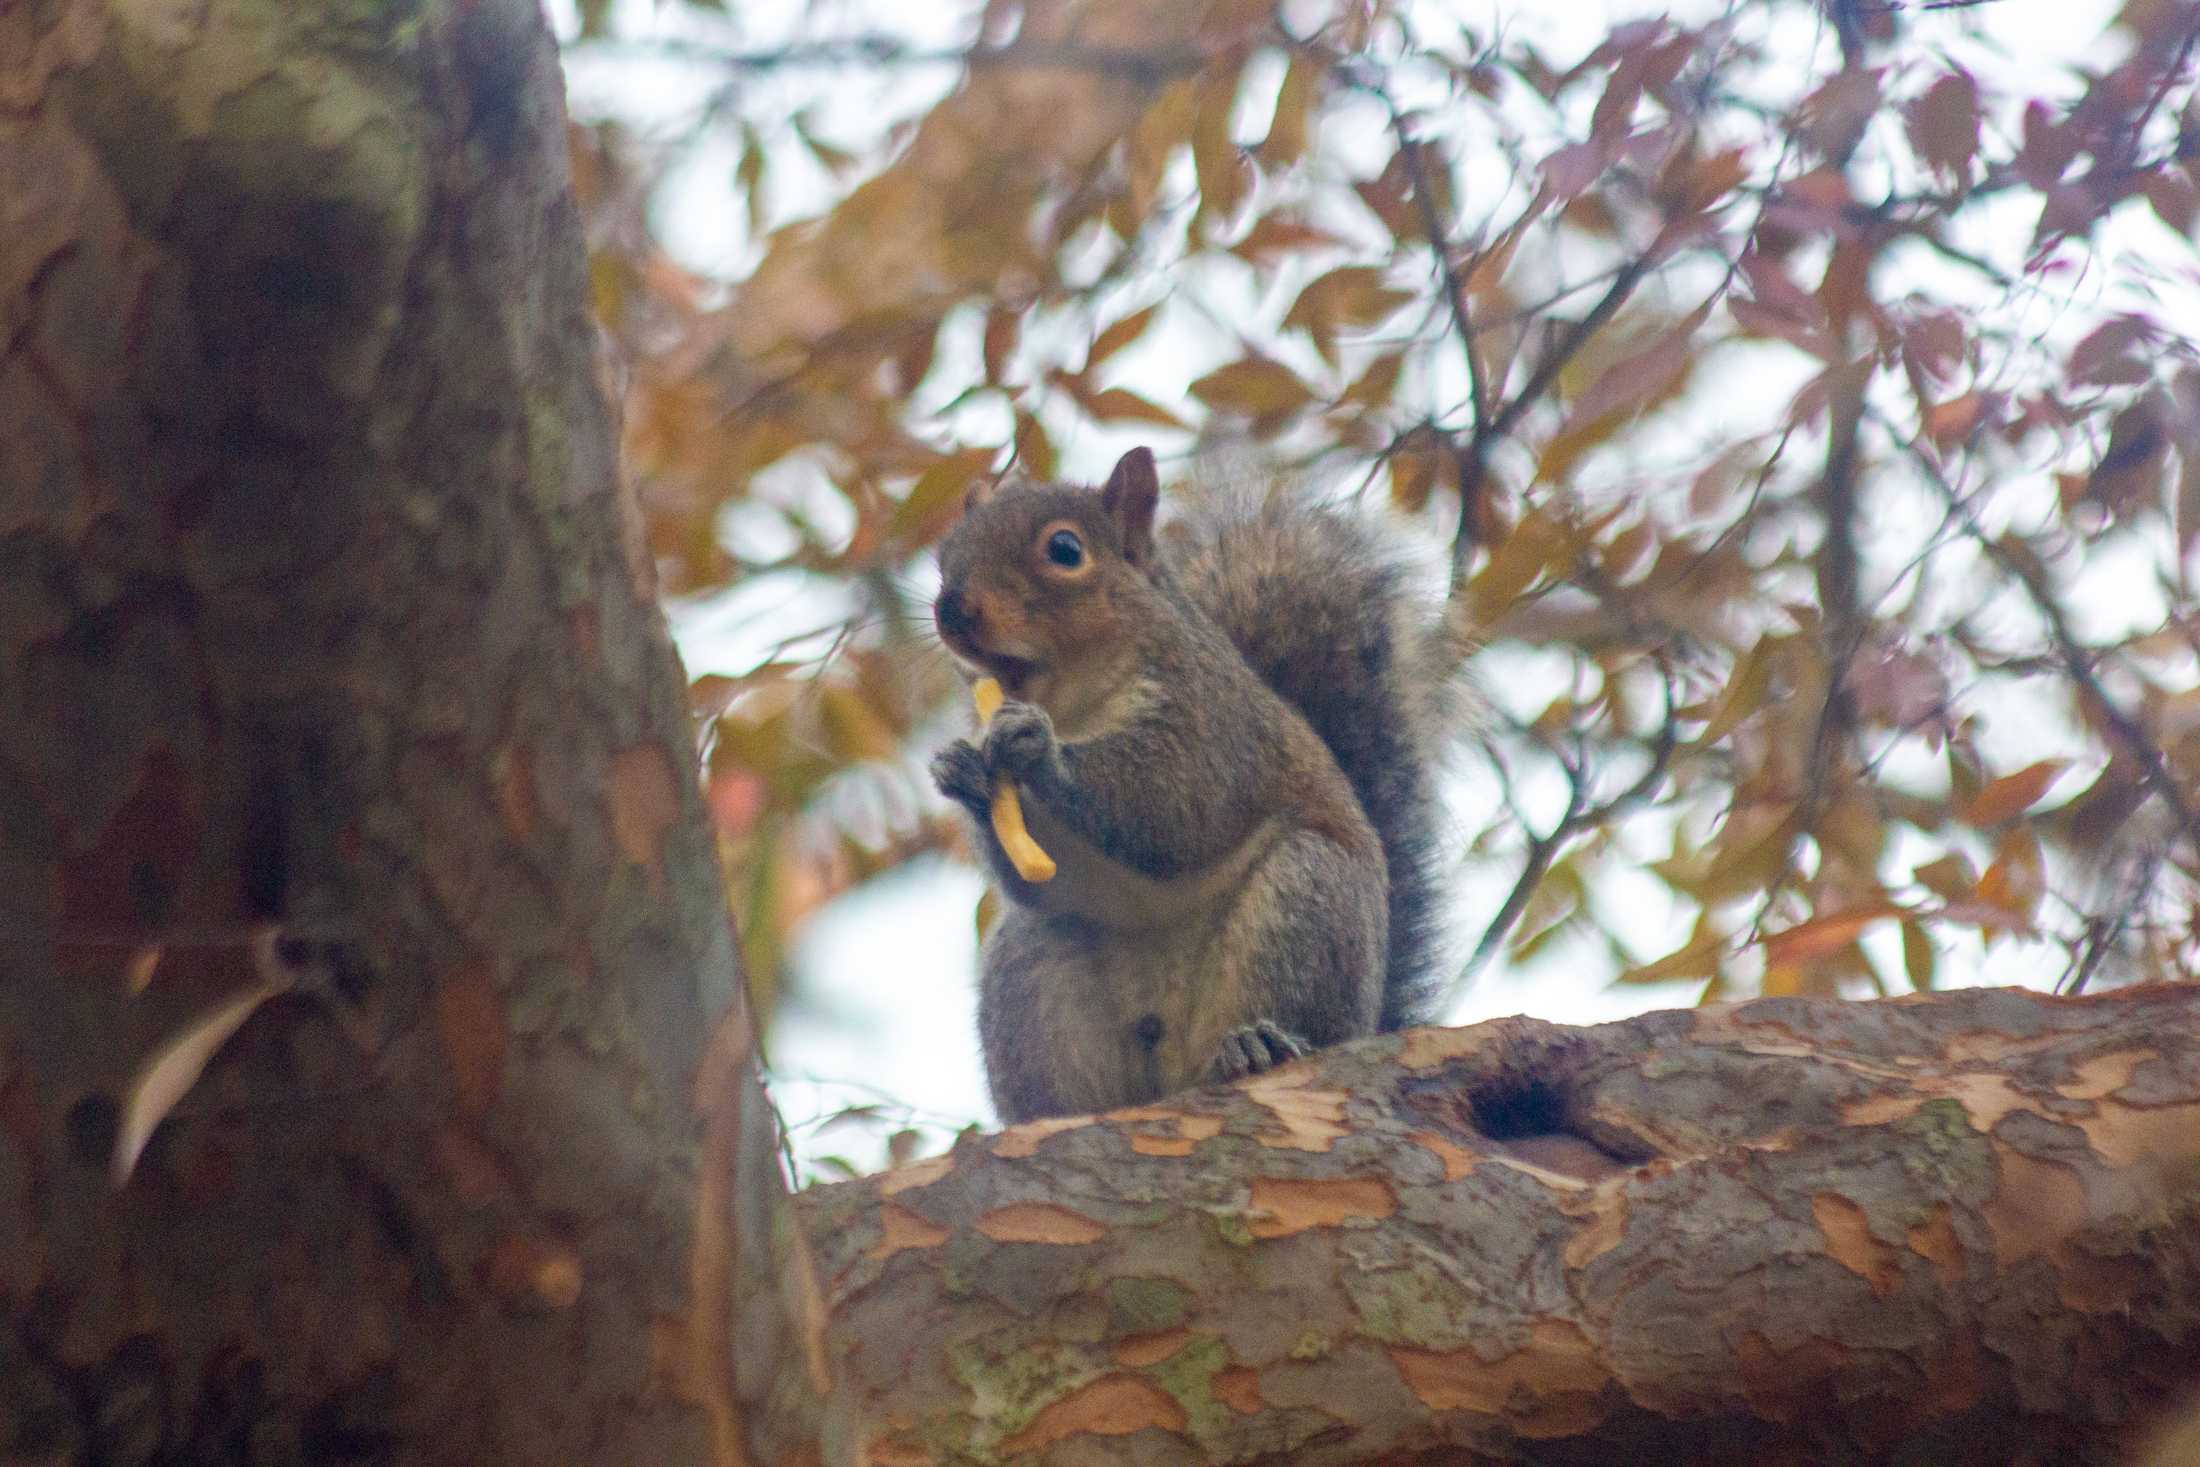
[930,446,1463,1123]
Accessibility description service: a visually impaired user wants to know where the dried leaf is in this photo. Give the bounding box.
[1230,213,1346,266]
[1976,827,2046,926]
[890,448,997,547]
[1901,920,1937,991]
[1616,932,1724,986]
[114,975,288,1186]
[1912,851,1978,904]
[1282,266,1411,366]
[1014,409,1056,479]
[1762,905,1901,965]
[2086,397,2169,513]
[1956,760,2069,827]
[1262,54,1319,165]
[1077,387,1188,430]
[1188,357,1313,422]
[1699,639,1774,744]
[1088,304,1162,369]
[1907,72,1980,184]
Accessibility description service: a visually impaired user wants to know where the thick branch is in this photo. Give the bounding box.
[788,985,2200,1463]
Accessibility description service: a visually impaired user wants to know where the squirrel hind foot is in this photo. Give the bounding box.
[1209,1020,1307,1083]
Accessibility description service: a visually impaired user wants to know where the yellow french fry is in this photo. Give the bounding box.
[972,677,1056,883]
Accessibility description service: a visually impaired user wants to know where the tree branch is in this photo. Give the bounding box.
[786,984,2200,1462]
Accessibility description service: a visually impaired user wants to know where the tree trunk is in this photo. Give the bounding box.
[788,984,2200,1466]
[0,1,801,1460]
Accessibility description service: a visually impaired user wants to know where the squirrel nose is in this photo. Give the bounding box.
[936,584,980,641]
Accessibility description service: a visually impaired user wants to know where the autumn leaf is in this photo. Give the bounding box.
[1907,72,1981,184]
[1976,828,2047,927]
[2086,397,2169,513]
[1230,213,1347,266]
[1076,386,1188,430]
[1615,931,1726,986]
[1262,53,1320,165]
[1900,921,1937,991]
[1282,266,1412,366]
[1088,304,1162,369]
[1956,760,2069,828]
[1762,905,1903,965]
[889,448,998,547]
[1188,357,1313,422]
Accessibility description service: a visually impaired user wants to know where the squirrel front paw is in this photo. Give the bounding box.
[983,700,1059,780]
[1209,1021,1308,1082]
[930,739,992,814]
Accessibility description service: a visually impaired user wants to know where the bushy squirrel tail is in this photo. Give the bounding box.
[1162,482,1470,1031]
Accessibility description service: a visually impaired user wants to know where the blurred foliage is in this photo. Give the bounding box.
[562,0,2200,1026]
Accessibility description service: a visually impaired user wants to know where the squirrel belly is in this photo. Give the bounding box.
[930,446,1453,1124]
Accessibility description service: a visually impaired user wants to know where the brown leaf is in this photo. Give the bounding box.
[1976,827,2046,927]
[1901,920,1937,991]
[1013,409,1056,479]
[2067,316,2154,387]
[1923,391,1985,447]
[1192,68,1253,230]
[889,447,997,547]
[1699,638,1774,744]
[982,306,1019,383]
[2086,397,2168,513]
[1282,266,1412,366]
[1913,852,1979,904]
[1188,357,1313,422]
[1077,387,1188,430]
[1762,905,1903,965]
[1956,760,2069,827]
[1907,72,1981,183]
[1539,141,1608,204]
[1616,932,1725,986]
[1088,304,1162,369]
[1565,306,1706,429]
[1262,53,1320,165]
[1230,213,1346,266]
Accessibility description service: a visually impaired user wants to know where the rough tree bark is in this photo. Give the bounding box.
[6,4,2198,1467]
[0,0,805,1460]
[790,985,2200,1466]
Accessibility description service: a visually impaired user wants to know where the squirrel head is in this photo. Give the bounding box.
[933,447,1161,700]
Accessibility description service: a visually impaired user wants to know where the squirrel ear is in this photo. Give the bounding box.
[1100,448,1160,564]
[963,476,1000,515]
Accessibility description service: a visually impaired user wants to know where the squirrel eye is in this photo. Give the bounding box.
[1044,529,1085,569]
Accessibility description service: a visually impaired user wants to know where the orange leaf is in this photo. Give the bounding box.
[1089,304,1162,369]
[1911,852,1978,904]
[1956,760,2068,827]
[1230,213,1346,267]
[1188,358,1312,421]
[1078,387,1188,430]
[1975,828,2046,927]
[1761,905,1901,965]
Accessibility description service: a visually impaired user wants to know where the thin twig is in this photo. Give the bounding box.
[1888,414,2200,858]
[1459,656,1680,984]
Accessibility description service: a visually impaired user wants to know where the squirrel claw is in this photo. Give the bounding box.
[930,740,991,812]
[1210,1020,1308,1083]
[983,700,1057,777]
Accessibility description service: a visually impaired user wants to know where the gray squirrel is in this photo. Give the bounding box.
[931,447,1462,1122]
